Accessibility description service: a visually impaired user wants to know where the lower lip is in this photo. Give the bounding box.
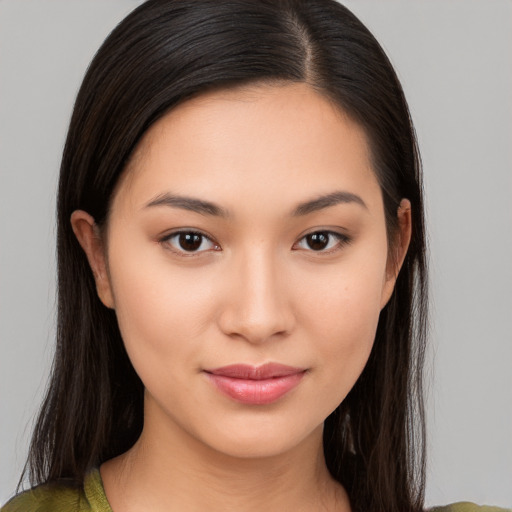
[205,372,305,405]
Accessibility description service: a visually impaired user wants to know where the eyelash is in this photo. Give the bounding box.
[293,231,351,254]
[159,229,351,257]
[160,230,220,256]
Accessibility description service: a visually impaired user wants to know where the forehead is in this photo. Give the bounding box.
[114,82,381,215]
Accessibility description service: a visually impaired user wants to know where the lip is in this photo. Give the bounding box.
[204,363,307,405]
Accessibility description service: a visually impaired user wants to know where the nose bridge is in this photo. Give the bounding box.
[218,244,293,343]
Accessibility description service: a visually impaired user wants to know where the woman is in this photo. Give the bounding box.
[1,1,506,511]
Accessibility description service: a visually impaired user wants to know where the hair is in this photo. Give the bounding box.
[21,1,428,511]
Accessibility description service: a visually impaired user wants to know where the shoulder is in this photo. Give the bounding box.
[1,468,111,512]
[431,503,512,512]
[1,483,86,512]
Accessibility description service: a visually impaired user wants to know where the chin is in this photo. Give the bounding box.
[194,417,325,461]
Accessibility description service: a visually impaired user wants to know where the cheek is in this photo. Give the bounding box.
[293,250,387,400]
[311,279,381,364]
[106,241,219,378]
[299,249,386,338]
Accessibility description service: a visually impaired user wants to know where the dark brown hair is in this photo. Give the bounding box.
[22,1,428,511]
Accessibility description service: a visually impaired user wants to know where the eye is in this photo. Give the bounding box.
[160,231,220,255]
[294,231,350,253]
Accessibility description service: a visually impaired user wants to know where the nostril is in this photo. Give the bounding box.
[217,301,295,344]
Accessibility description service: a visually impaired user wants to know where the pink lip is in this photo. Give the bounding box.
[204,363,306,405]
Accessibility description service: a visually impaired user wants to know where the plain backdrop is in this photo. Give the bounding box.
[1,0,511,507]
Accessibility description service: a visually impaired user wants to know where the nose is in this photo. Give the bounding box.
[217,249,295,344]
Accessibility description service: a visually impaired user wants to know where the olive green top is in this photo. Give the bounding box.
[2,468,510,512]
[1,469,111,512]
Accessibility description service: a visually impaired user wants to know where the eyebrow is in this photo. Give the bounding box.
[144,190,367,217]
[145,193,230,217]
[292,191,367,216]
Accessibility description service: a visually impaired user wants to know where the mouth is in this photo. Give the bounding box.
[204,363,307,405]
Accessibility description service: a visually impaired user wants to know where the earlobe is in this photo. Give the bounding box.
[70,210,115,309]
[380,199,412,309]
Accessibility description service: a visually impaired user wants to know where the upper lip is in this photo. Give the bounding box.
[205,363,306,380]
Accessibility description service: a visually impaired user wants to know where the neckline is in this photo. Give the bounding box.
[84,467,114,512]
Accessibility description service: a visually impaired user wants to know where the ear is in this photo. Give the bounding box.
[380,198,412,309]
[70,210,115,309]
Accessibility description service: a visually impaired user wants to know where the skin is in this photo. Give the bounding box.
[72,82,411,512]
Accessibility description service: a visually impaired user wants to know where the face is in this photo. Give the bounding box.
[73,83,409,459]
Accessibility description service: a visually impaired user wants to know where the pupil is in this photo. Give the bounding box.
[307,232,329,250]
[179,233,202,251]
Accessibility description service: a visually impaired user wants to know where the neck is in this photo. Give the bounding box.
[101,401,350,512]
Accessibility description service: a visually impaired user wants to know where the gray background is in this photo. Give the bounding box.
[1,0,511,507]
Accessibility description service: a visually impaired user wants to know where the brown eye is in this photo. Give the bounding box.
[178,233,203,251]
[305,232,330,251]
[294,230,350,253]
[161,231,219,254]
